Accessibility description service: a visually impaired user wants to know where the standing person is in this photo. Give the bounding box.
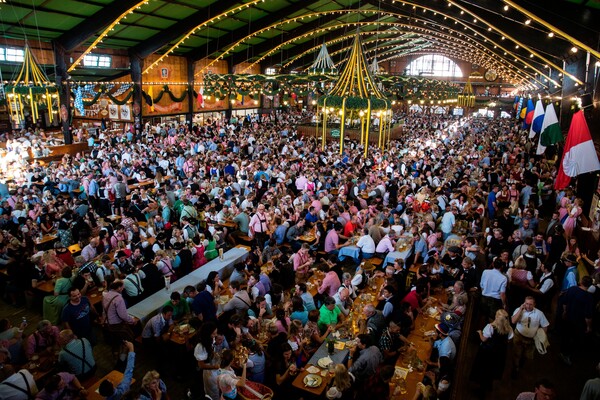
[194,322,222,400]
[249,204,269,249]
[440,207,457,241]
[487,185,500,221]
[470,309,513,396]
[61,288,96,344]
[216,349,247,400]
[559,276,594,366]
[479,259,508,322]
[348,333,384,383]
[511,296,549,378]
[102,280,137,348]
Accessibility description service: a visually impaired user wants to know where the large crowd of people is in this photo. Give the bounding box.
[0,107,599,400]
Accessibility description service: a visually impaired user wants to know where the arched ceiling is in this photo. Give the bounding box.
[1,0,599,89]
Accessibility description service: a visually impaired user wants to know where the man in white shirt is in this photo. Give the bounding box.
[511,296,549,378]
[375,232,396,258]
[440,207,457,240]
[356,228,376,259]
[480,258,507,321]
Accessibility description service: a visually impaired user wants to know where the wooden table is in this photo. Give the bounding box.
[24,353,58,383]
[169,322,198,345]
[35,234,58,247]
[298,234,316,242]
[391,289,447,399]
[292,365,331,396]
[293,275,383,397]
[128,181,154,190]
[34,280,104,306]
[218,221,237,229]
[86,370,135,400]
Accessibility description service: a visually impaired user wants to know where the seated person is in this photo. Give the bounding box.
[58,330,96,381]
[35,372,87,400]
[25,320,60,360]
[162,291,190,322]
[317,296,345,333]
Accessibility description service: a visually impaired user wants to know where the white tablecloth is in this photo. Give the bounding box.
[384,248,413,266]
[128,246,249,321]
[338,245,360,262]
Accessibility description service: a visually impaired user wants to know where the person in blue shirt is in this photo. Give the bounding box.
[487,185,499,220]
[99,341,135,400]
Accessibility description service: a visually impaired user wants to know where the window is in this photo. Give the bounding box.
[0,47,25,62]
[83,54,111,68]
[405,55,462,78]
[265,67,277,76]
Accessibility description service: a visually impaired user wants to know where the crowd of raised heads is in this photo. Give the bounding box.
[0,107,599,400]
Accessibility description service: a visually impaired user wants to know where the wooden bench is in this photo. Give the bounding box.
[235,235,253,245]
[369,257,384,268]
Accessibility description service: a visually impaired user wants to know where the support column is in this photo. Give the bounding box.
[187,57,194,132]
[53,42,72,144]
[130,53,143,137]
[225,59,234,122]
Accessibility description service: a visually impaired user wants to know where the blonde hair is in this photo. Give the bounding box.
[332,364,352,392]
[491,309,512,336]
[142,370,160,387]
[514,256,527,270]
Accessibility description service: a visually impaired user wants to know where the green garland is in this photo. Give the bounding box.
[4,85,58,95]
[318,95,391,110]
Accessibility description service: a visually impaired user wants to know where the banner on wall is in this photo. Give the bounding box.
[119,105,131,121]
[108,104,119,120]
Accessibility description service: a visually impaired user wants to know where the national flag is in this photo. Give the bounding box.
[523,99,535,129]
[74,86,85,116]
[519,102,528,120]
[197,87,204,108]
[515,97,524,119]
[529,100,545,138]
[554,110,600,190]
[536,104,560,155]
[537,103,563,152]
[148,86,155,112]
[513,96,520,111]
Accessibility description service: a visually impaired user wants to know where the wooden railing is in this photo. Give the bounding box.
[296,124,404,144]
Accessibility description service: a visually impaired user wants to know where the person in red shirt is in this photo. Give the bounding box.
[343,214,359,237]
[401,284,428,319]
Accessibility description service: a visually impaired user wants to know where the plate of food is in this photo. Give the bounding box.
[317,356,333,369]
[303,374,322,388]
[306,365,320,374]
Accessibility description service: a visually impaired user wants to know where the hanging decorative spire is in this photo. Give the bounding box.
[458,79,475,108]
[328,30,386,100]
[307,43,337,75]
[5,45,57,125]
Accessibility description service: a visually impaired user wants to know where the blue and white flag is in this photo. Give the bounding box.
[528,100,545,138]
[74,86,85,116]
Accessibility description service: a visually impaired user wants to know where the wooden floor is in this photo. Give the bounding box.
[454,297,600,400]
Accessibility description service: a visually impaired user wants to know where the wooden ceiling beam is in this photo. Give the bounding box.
[56,0,144,52]
[130,0,241,59]
[189,0,325,62]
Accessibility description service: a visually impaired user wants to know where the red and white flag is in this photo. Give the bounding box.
[197,87,204,108]
[554,110,600,190]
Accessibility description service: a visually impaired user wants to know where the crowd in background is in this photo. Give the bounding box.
[0,108,599,400]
